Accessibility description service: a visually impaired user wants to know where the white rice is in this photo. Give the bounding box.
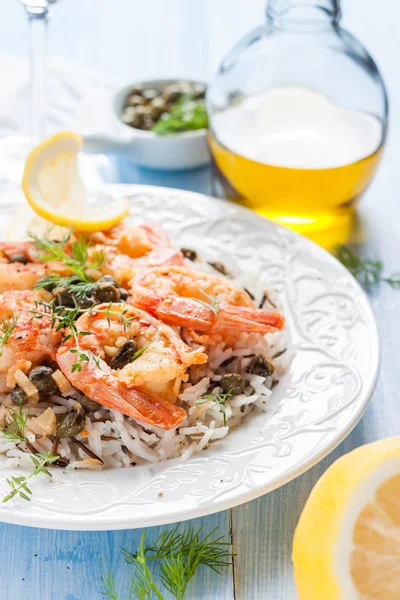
[0,261,289,471]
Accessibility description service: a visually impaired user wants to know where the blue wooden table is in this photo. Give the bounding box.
[0,1,399,598]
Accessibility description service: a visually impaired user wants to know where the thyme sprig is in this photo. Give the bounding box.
[196,390,232,427]
[336,246,400,290]
[190,290,220,315]
[101,524,232,600]
[2,452,59,503]
[0,312,19,357]
[0,405,29,443]
[30,300,136,373]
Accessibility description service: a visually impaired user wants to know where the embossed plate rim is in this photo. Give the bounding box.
[0,185,380,530]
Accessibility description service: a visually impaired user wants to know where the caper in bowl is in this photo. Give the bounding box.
[120,80,207,134]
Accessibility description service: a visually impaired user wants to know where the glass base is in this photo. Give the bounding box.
[211,166,354,251]
[255,207,354,250]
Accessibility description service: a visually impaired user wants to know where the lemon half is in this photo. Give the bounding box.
[22,132,128,232]
[292,437,400,599]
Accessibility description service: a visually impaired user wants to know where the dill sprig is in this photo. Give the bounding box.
[100,560,119,600]
[101,524,232,600]
[31,232,108,299]
[0,312,19,357]
[30,299,136,373]
[32,231,107,273]
[2,451,59,503]
[196,390,232,427]
[336,246,400,290]
[0,405,29,443]
[35,274,99,301]
[190,290,220,315]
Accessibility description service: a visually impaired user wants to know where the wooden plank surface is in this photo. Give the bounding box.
[0,1,398,599]
[0,512,234,600]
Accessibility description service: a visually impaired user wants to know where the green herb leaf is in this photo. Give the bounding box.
[151,97,208,135]
[383,273,400,288]
[131,343,151,362]
[31,231,107,302]
[0,312,19,357]
[335,246,400,290]
[0,406,29,443]
[116,524,231,600]
[190,290,220,315]
[2,451,59,503]
[100,560,119,600]
[196,390,232,427]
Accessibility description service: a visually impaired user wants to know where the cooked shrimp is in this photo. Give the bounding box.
[0,241,69,292]
[0,261,63,293]
[72,222,183,286]
[0,290,63,391]
[75,222,178,259]
[129,265,284,336]
[0,241,37,263]
[102,246,184,287]
[56,303,207,429]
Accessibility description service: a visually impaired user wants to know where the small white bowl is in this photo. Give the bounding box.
[83,79,210,171]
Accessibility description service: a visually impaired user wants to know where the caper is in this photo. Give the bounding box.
[122,106,136,119]
[76,295,96,309]
[57,402,86,438]
[142,89,159,101]
[190,82,206,99]
[8,253,28,264]
[247,354,275,377]
[149,97,167,120]
[10,385,28,406]
[181,248,197,261]
[42,358,59,371]
[54,288,94,309]
[77,395,102,414]
[122,107,144,129]
[110,340,137,370]
[119,287,129,301]
[99,275,119,287]
[220,373,246,395]
[128,87,144,97]
[93,281,121,304]
[29,365,58,394]
[208,261,230,277]
[53,288,77,308]
[162,84,183,103]
[126,94,146,107]
[141,115,155,130]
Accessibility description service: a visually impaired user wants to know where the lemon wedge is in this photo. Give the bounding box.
[292,437,400,599]
[22,132,129,232]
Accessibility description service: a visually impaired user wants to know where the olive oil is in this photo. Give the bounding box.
[209,87,384,248]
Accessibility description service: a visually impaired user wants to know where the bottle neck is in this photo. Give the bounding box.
[266,0,340,31]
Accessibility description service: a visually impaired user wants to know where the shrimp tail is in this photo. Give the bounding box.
[56,347,186,430]
[156,297,214,330]
[145,296,284,335]
[214,306,285,333]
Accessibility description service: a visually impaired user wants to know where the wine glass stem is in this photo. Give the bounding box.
[27,9,48,145]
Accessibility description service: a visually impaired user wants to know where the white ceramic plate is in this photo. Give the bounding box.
[0,185,379,531]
